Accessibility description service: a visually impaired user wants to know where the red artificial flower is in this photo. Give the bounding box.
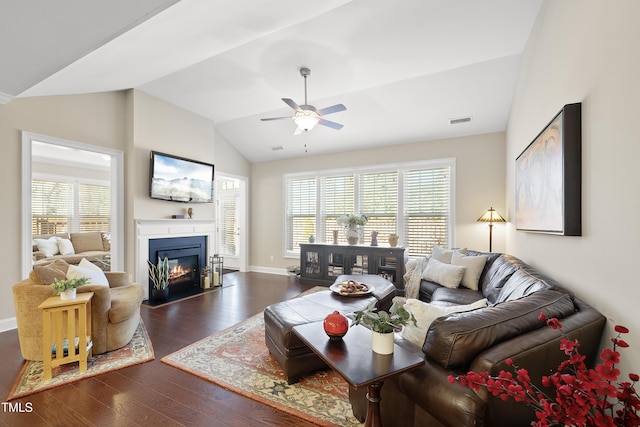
[546,318,563,329]
[601,348,621,367]
[451,314,640,427]
[615,325,630,334]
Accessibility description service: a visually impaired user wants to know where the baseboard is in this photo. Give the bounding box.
[0,317,17,332]
[249,266,290,276]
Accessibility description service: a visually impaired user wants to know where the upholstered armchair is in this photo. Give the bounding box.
[12,259,144,361]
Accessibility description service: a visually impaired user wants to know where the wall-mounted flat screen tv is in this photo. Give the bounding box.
[150,151,214,203]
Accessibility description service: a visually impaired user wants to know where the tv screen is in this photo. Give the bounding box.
[150,151,214,203]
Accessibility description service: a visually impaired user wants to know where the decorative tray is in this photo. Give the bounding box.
[330,279,372,297]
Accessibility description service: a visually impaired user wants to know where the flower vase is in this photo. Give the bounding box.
[345,225,362,245]
[371,331,394,354]
[60,288,76,301]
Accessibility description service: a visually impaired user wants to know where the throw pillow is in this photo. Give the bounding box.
[79,257,102,272]
[67,263,109,286]
[451,252,488,291]
[431,245,467,264]
[55,238,76,256]
[34,237,60,258]
[422,258,465,289]
[30,259,70,285]
[401,298,488,347]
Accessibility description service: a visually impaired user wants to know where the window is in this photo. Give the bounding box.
[32,176,110,235]
[284,159,454,257]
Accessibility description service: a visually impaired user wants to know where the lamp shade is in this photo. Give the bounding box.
[477,207,505,223]
[294,111,319,131]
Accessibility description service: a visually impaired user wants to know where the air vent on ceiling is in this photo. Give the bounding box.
[449,116,472,125]
[272,145,284,151]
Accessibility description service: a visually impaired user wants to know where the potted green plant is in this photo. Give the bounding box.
[51,276,90,300]
[147,257,169,301]
[351,300,416,354]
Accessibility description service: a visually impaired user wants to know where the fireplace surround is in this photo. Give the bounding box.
[148,235,206,300]
[135,219,216,301]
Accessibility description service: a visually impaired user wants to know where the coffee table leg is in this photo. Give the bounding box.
[365,382,383,427]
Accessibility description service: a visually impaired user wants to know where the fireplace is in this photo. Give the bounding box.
[148,236,207,301]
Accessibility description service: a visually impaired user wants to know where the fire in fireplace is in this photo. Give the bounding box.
[148,236,207,301]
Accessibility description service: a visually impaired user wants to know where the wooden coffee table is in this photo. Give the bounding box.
[293,321,424,427]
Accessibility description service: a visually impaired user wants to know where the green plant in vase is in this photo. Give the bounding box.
[352,300,416,354]
[147,257,170,300]
[51,276,90,300]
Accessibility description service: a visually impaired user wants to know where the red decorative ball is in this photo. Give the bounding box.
[324,311,349,339]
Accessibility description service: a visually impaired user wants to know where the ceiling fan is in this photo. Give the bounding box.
[261,67,346,135]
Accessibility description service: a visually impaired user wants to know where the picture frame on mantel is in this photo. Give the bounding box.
[515,103,582,235]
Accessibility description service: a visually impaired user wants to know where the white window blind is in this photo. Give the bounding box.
[403,167,450,255]
[78,183,111,232]
[359,171,398,246]
[285,177,317,255]
[32,178,110,235]
[32,180,74,234]
[218,192,238,257]
[320,174,354,245]
[283,159,453,257]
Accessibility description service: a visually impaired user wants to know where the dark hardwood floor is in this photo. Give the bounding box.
[0,272,325,427]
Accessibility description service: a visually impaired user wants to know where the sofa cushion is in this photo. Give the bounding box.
[431,286,484,305]
[423,290,576,370]
[33,237,60,257]
[70,232,105,253]
[55,238,75,255]
[402,298,488,346]
[480,254,522,302]
[66,263,109,286]
[422,259,465,288]
[431,245,467,264]
[494,268,552,303]
[30,259,70,285]
[451,252,487,291]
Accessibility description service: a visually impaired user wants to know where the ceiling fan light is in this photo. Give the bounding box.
[294,112,319,132]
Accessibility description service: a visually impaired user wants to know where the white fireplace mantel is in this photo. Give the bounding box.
[135,219,216,300]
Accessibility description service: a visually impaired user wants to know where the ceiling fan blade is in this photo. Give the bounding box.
[282,98,301,112]
[318,118,344,130]
[317,104,346,116]
[260,116,292,121]
[293,126,304,135]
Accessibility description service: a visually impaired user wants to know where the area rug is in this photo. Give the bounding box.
[161,305,361,426]
[8,319,154,401]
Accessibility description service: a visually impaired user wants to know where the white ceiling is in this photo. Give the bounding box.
[2,0,542,163]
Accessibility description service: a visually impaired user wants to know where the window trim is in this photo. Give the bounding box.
[283,158,456,258]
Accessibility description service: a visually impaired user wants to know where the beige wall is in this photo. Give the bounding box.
[251,132,506,271]
[506,0,640,374]
[0,90,250,326]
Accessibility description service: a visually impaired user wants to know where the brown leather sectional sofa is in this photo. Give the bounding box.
[349,250,606,427]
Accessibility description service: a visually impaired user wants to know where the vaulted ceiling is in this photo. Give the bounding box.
[1,0,542,162]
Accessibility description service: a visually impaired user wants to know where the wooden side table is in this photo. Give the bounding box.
[38,292,94,380]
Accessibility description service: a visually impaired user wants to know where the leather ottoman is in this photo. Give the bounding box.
[264,274,395,384]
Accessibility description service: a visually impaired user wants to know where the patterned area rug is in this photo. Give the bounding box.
[162,308,361,426]
[8,319,154,401]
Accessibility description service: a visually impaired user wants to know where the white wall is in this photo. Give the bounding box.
[506,0,640,375]
[251,132,506,271]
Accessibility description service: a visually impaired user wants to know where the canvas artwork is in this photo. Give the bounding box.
[516,115,563,232]
[515,103,581,235]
